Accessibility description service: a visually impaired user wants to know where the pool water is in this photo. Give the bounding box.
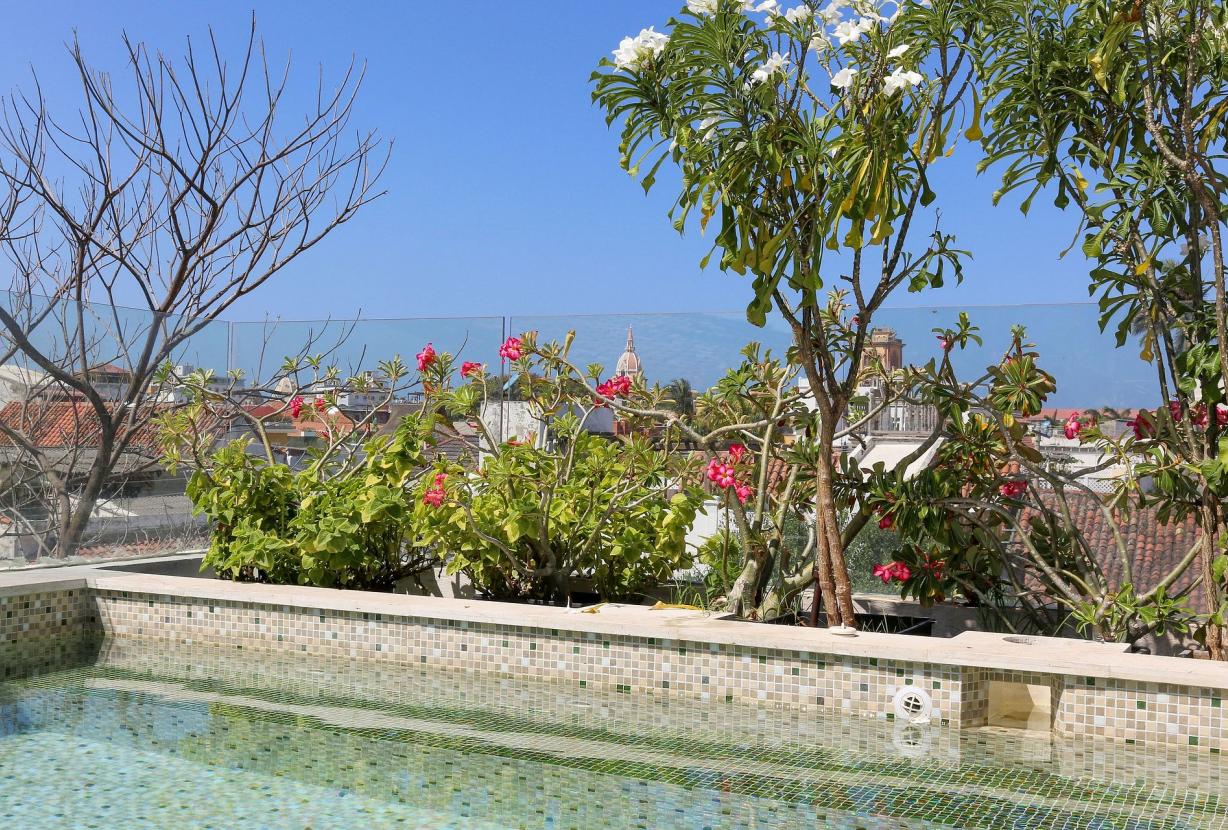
[1,638,1224,829]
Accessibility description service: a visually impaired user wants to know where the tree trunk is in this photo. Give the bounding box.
[815,423,857,627]
[1198,506,1226,660]
[724,544,772,618]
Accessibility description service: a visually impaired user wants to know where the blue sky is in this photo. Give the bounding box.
[0,1,1097,324]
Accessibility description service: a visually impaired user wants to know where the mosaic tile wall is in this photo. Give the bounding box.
[0,586,99,679]
[91,589,967,725]
[93,637,1228,798]
[3,585,1224,755]
[1054,675,1226,752]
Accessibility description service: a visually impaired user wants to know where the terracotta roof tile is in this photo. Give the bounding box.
[1017,490,1205,609]
[0,400,161,449]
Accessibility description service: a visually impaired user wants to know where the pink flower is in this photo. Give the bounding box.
[595,375,633,405]
[422,485,446,507]
[416,342,437,372]
[998,480,1026,499]
[314,398,327,412]
[1063,413,1082,440]
[735,483,753,504]
[289,395,304,419]
[433,472,448,486]
[1192,403,1208,428]
[1127,413,1154,439]
[728,443,747,463]
[1168,400,1183,421]
[872,561,911,584]
[878,513,894,530]
[460,361,483,378]
[851,315,860,327]
[1218,403,1228,427]
[594,381,615,406]
[937,334,952,351]
[706,459,737,490]
[498,336,523,362]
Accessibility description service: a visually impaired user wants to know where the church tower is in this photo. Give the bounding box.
[614,326,643,381]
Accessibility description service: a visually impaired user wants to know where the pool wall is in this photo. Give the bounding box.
[1,567,1224,753]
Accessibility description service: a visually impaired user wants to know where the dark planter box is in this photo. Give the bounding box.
[754,610,935,636]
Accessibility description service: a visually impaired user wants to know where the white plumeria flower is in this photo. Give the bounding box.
[830,67,858,89]
[809,32,830,52]
[819,0,848,22]
[687,0,720,15]
[612,27,670,70]
[833,17,875,44]
[784,4,813,23]
[741,0,778,13]
[882,67,923,94]
[887,43,911,59]
[699,115,720,141]
[750,51,791,84]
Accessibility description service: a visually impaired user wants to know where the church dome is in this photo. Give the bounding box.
[614,326,642,378]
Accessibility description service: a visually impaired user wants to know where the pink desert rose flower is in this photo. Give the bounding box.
[937,334,952,351]
[706,459,737,490]
[735,483,753,504]
[1063,413,1082,440]
[1127,413,1154,439]
[460,361,483,378]
[873,561,911,584]
[1218,403,1228,427]
[1168,400,1183,421]
[1192,403,1208,428]
[498,337,523,361]
[998,480,1026,498]
[289,395,304,419]
[416,342,437,372]
[728,443,747,463]
[596,375,633,405]
[314,398,327,412]
[878,513,894,530]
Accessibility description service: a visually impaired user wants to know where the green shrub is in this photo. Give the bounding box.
[186,416,438,590]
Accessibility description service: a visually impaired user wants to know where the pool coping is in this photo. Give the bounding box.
[5,565,1225,692]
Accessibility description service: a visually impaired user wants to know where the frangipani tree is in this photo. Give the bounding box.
[592,0,977,626]
[975,0,1228,656]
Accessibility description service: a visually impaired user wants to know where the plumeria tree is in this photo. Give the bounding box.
[866,323,1200,645]
[525,334,923,619]
[592,0,978,626]
[974,0,1228,656]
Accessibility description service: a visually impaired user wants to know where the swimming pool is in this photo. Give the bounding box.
[1,638,1224,829]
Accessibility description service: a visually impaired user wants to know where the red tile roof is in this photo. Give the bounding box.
[1017,490,1205,609]
[0,401,162,449]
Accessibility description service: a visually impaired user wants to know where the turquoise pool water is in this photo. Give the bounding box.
[1,639,1224,829]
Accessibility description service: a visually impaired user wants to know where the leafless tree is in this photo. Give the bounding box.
[0,17,388,558]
